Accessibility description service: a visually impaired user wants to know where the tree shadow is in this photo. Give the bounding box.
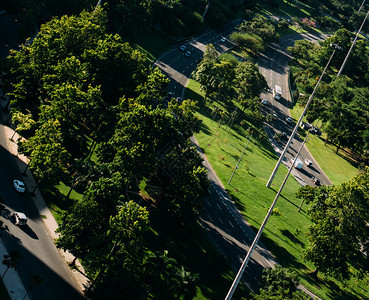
[280,229,304,247]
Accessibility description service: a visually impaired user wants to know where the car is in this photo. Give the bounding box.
[179,45,186,51]
[282,132,288,139]
[304,159,312,166]
[285,116,292,123]
[176,96,182,103]
[220,37,226,43]
[311,176,320,186]
[184,51,191,57]
[13,212,27,226]
[261,99,267,105]
[13,180,25,193]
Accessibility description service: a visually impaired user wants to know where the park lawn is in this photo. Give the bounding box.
[186,79,366,299]
[289,103,359,185]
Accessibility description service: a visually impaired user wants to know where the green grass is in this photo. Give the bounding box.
[0,279,10,300]
[290,102,359,186]
[147,219,250,300]
[134,30,175,62]
[185,79,366,299]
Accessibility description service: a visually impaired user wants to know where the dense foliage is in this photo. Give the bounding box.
[299,168,369,280]
[1,8,209,298]
[287,28,369,154]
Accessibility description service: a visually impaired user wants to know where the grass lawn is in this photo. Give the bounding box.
[185,79,366,299]
[289,102,359,186]
[147,218,250,300]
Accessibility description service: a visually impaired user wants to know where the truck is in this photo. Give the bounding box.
[273,85,282,100]
[291,157,303,169]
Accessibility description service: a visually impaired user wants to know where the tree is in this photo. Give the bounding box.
[235,61,268,111]
[229,32,264,55]
[88,201,150,299]
[192,44,219,101]
[18,119,72,186]
[237,15,278,43]
[2,250,21,279]
[296,185,317,212]
[251,266,308,299]
[304,169,369,279]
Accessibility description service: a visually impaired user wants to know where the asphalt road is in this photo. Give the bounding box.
[0,143,83,299]
[258,32,332,188]
[0,11,83,299]
[155,24,332,295]
[155,21,281,293]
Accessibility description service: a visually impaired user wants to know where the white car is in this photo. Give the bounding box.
[13,212,27,226]
[13,180,26,193]
[221,37,226,42]
[261,99,267,105]
[305,159,312,167]
[285,117,292,123]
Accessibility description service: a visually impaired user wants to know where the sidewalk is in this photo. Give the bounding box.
[0,98,89,298]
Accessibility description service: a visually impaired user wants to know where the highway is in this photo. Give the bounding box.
[258,32,332,188]
[155,24,332,294]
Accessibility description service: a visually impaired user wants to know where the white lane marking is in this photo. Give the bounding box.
[207,214,213,223]
[229,221,234,228]
[219,218,223,224]
[217,203,221,210]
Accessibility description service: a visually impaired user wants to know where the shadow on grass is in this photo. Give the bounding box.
[40,183,75,222]
[280,229,304,247]
[147,217,250,300]
[260,233,306,271]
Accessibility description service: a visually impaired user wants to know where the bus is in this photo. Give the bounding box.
[273,85,282,100]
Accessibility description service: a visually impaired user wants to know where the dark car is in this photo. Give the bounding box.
[311,176,320,186]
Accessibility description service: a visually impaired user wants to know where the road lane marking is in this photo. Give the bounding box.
[207,214,213,223]
[219,218,223,224]
[217,203,221,210]
[229,221,234,228]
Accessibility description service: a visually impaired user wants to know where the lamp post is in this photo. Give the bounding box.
[225,131,310,300]
[228,134,252,185]
[266,43,341,188]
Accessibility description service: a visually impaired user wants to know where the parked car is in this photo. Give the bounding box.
[261,98,267,105]
[282,132,288,140]
[304,159,312,166]
[13,180,25,193]
[285,116,292,123]
[13,212,27,226]
[184,51,191,57]
[179,45,186,51]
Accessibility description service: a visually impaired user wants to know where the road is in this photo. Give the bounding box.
[155,24,332,294]
[0,11,83,300]
[258,32,332,188]
[0,143,83,299]
[155,21,281,292]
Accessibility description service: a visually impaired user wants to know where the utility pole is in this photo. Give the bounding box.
[228,134,252,185]
[266,43,341,188]
[337,9,369,77]
[225,132,310,300]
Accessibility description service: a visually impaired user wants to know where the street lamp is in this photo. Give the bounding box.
[266,43,341,188]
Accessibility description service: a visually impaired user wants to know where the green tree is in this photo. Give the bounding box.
[251,266,308,299]
[304,169,369,279]
[18,119,72,186]
[229,32,264,54]
[89,201,150,299]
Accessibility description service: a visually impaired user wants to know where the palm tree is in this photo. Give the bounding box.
[2,249,21,279]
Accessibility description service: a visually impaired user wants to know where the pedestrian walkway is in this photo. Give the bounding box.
[0,242,29,300]
[0,97,89,298]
